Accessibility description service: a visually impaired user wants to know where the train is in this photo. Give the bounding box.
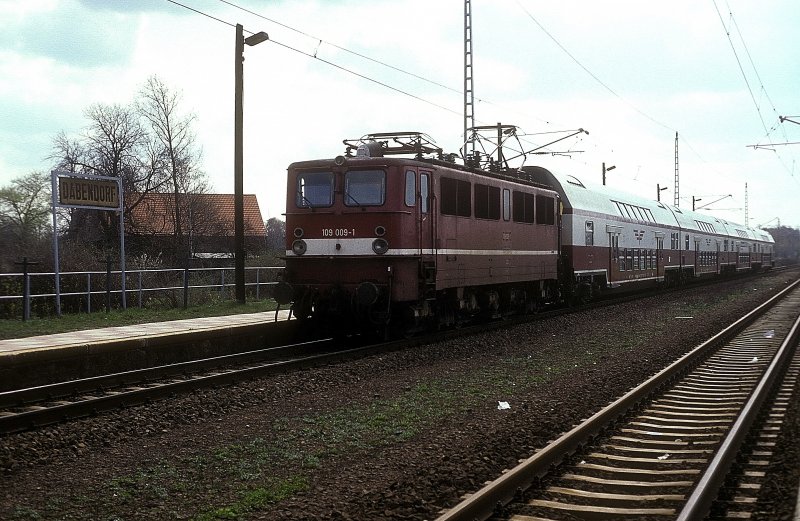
[273,130,774,334]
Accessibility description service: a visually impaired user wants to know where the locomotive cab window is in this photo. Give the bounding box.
[404,170,416,207]
[296,171,334,208]
[345,169,385,206]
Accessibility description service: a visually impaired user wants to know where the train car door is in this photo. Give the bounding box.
[607,226,622,283]
[419,170,433,253]
[655,233,664,277]
[415,169,435,292]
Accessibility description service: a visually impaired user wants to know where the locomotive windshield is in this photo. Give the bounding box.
[296,172,334,207]
[344,170,385,206]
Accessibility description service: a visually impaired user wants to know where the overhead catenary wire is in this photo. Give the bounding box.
[712,0,797,178]
[165,0,796,197]
[162,0,462,117]
[266,39,463,117]
[513,0,675,134]
[214,0,566,131]
[166,0,576,155]
[712,0,770,136]
[215,0,463,96]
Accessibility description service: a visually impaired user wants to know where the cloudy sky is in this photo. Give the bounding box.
[1,0,798,228]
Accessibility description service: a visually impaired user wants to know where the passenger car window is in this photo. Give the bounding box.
[345,170,386,206]
[296,172,334,208]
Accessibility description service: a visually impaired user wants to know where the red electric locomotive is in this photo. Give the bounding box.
[275,132,561,333]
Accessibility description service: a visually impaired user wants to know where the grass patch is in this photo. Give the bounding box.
[195,478,308,521]
[0,299,278,340]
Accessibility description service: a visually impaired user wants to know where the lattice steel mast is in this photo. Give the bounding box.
[464,0,475,158]
[745,182,749,227]
[674,132,680,207]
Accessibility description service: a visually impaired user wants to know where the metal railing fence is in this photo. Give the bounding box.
[0,266,283,319]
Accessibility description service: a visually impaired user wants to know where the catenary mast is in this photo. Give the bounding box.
[464,0,475,158]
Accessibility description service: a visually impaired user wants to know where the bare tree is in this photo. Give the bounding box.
[51,103,168,245]
[137,76,201,262]
[48,76,206,267]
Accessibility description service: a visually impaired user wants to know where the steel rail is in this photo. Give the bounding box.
[435,278,800,521]
[0,338,351,435]
[676,297,800,520]
[0,337,332,409]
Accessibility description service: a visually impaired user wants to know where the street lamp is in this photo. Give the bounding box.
[602,163,616,185]
[657,184,668,202]
[234,24,269,304]
[695,194,732,211]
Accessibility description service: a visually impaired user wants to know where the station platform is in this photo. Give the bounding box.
[0,309,295,391]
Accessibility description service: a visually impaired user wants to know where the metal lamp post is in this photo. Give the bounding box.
[234,24,268,304]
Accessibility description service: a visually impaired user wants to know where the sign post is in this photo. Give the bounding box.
[51,171,126,314]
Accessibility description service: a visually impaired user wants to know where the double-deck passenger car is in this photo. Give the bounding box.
[526,166,774,299]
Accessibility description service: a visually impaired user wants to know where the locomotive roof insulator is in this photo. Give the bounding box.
[355,141,385,158]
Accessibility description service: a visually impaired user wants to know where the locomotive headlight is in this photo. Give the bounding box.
[293,227,304,238]
[374,225,386,237]
[292,239,307,255]
[372,238,389,255]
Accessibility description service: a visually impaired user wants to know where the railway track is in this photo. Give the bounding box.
[0,338,346,435]
[437,279,800,521]
[0,272,790,437]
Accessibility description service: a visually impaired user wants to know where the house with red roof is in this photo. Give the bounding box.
[127,192,267,263]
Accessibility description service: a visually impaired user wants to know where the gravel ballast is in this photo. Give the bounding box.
[1,270,799,521]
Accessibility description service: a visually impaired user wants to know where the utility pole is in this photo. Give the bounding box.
[693,196,701,211]
[234,24,268,304]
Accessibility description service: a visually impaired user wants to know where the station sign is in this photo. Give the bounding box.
[58,176,120,209]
